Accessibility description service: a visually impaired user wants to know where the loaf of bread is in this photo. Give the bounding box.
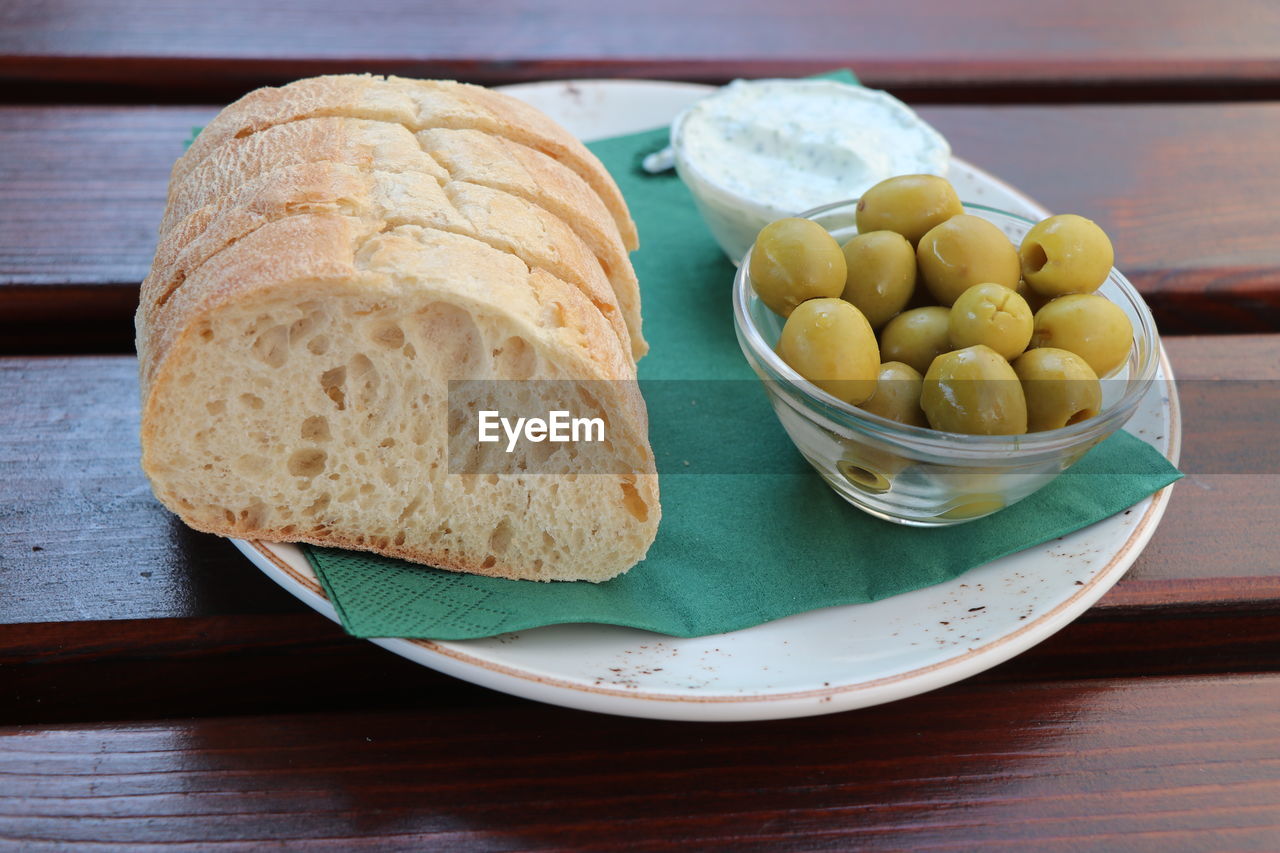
[176,75,639,251]
[144,160,634,359]
[160,117,646,359]
[137,76,659,582]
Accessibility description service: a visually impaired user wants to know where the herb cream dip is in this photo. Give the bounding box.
[670,79,951,263]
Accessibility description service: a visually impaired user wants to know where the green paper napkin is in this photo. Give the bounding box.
[304,96,1181,641]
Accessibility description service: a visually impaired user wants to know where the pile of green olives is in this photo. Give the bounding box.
[750,174,1134,436]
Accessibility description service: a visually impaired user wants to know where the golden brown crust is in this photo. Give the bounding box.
[442,181,632,358]
[143,161,633,360]
[418,127,646,359]
[141,76,659,581]
[161,115,646,360]
[427,78,638,250]
[139,213,635,400]
[151,510,655,583]
[161,117,449,235]
[175,75,413,181]
[173,74,638,250]
[139,214,373,391]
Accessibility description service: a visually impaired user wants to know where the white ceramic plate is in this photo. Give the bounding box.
[233,80,1181,722]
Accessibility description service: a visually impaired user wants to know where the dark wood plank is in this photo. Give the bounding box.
[4,0,1280,103]
[1,337,1274,627]
[0,106,212,353]
[919,103,1280,333]
[2,674,1279,848]
[0,615,517,726]
[5,607,1280,727]
[1109,334,1280,607]
[0,336,1276,724]
[4,103,1280,353]
[0,355,303,621]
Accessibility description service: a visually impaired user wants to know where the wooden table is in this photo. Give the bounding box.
[3,2,1280,848]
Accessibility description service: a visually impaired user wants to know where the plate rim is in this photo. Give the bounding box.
[238,341,1177,711]
[231,78,1182,719]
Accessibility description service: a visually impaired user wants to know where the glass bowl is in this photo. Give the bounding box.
[732,201,1161,526]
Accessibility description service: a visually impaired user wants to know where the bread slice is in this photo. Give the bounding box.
[161,117,647,360]
[173,74,639,251]
[142,160,633,361]
[417,128,644,359]
[160,117,449,232]
[138,213,659,582]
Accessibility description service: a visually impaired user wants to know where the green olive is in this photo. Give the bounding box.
[855,175,963,247]
[948,283,1033,361]
[858,361,927,427]
[938,493,1006,520]
[837,444,905,492]
[749,218,847,317]
[1030,294,1133,377]
[917,215,1021,305]
[1015,277,1052,315]
[777,298,880,404]
[1012,348,1102,432]
[1020,214,1114,298]
[840,230,916,328]
[878,306,952,376]
[921,345,1028,435]
[880,303,952,373]
[904,275,942,310]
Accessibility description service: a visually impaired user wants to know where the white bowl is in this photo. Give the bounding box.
[670,79,950,263]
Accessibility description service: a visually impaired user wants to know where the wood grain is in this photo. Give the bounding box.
[920,103,1280,333]
[0,338,1274,627]
[4,104,1280,353]
[0,106,209,352]
[0,356,302,622]
[0,337,1276,727]
[3,0,1280,103]
[5,606,1280,727]
[1,674,1278,848]
[4,6,1277,840]
[1116,334,1280,606]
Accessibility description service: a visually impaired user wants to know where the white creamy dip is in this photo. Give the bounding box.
[671,79,951,263]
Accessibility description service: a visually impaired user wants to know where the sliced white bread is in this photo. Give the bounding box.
[142,160,633,361]
[138,214,658,582]
[417,127,644,358]
[162,116,647,360]
[173,74,639,251]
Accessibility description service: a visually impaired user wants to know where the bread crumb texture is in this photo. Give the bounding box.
[138,77,658,582]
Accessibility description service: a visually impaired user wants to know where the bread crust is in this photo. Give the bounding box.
[173,74,639,250]
[142,76,659,582]
[161,116,646,359]
[161,118,447,234]
[418,127,645,359]
[143,161,633,361]
[140,213,635,390]
[138,214,658,581]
